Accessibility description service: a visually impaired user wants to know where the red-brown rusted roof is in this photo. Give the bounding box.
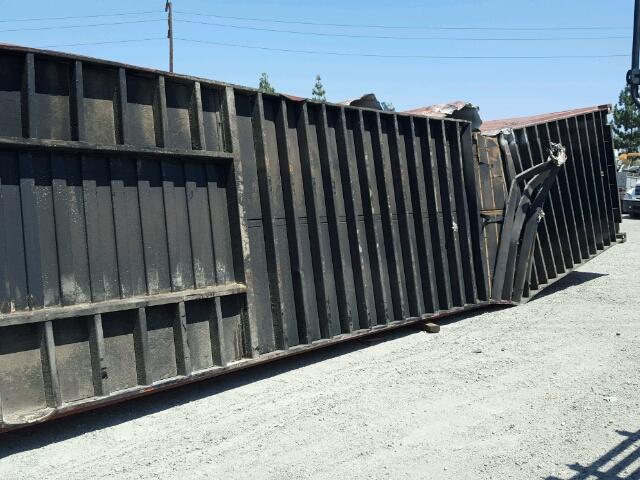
[480,104,611,134]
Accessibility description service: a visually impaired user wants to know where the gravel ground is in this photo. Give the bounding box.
[1,217,639,480]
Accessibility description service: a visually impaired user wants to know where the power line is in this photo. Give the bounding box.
[176,37,628,59]
[176,10,629,31]
[176,18,630,41]
[0,19,164,34]
[0,11,160,23]
[38,37,166,49]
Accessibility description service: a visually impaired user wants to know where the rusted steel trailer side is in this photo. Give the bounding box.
[0,45,623,431]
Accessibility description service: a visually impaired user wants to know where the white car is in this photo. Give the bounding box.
[623,179,640,216]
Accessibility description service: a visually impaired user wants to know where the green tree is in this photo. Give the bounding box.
[612,86,640,152]
[258,72,276,94]
[312,74,326,101]
[380,101,395,112]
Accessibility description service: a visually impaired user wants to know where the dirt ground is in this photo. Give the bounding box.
[1,217,639,480]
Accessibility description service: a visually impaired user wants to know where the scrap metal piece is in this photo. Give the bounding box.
[339,93,383,110]
[491,145,565,302]
[548,142,567,166]
[404,101,483,130]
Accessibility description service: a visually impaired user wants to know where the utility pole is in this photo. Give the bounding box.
[165,0,174,72]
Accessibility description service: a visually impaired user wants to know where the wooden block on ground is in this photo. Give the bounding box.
[420,322,440,333]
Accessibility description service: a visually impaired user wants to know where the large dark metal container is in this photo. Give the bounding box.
[0,45,622,431]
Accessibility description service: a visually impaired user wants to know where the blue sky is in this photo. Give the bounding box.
[0,0,634,119]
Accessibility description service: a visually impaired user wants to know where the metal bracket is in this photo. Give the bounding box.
[480,213,504,226]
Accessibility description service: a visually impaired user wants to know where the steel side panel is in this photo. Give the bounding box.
[0,44,623,431]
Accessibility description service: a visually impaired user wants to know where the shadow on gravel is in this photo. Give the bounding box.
[528,271,608,302]
[546,429,640,480]
[0,326,425,458]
